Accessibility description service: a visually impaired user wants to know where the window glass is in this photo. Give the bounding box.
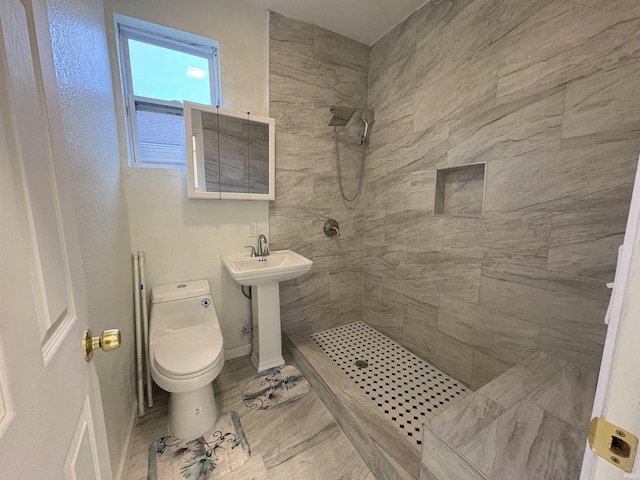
[127,39,212,104]
[115,16,221,167]
[136,107,185,165]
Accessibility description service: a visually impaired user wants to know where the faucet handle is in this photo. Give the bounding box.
[244,246,257,257]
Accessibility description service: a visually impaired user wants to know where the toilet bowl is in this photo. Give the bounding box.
[149,280,225,440]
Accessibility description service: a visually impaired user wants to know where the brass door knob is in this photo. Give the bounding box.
[84,329,121,362]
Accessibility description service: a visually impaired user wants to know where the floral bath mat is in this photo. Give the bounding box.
[242,365,310,410]
[147,411,250,480]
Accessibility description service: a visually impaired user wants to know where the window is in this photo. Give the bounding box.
[115,15,221,167]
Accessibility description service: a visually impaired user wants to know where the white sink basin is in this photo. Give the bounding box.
[222,249,313,286]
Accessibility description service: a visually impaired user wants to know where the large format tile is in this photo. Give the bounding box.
[413,55,497,132]
[268,430,375,480]
[401,317,475,386]
[537,321,607,370]
[457,400,586,480]
[479,263,610,327]
[404,251,482,304]
[125,355,374,480]
[428,392,505,449]
[241,392,342,470]
[525,363,598,427]
[384,210,444,252]
[450,0,557,68]
[562,59,640,140]
[446,88,564,165]
[437,295,539,367]
[474,352,567,410]
[420,427,489,480]
[442,211,552,269]
[484,140,639,214]
[547,209,628,280]
[469,351,511,390]
[498,14,640,100]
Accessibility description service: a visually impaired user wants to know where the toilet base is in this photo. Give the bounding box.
[167,383,218,440]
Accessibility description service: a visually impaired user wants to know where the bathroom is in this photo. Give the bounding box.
[1,0,640,478]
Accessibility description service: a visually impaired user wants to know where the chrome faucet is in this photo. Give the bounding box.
[257,234,270,257]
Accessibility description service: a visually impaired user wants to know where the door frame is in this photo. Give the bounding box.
[581,151,640,478]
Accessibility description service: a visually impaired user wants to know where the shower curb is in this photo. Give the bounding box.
[283,329,417,480]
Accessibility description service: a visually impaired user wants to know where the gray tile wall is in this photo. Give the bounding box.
[365,0,640,388]
[269,13,369,333]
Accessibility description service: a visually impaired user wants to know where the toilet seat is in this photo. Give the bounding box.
[154,325,223,379]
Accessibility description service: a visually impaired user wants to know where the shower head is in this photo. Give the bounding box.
[328,105,356,127]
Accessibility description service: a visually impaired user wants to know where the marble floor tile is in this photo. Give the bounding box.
[267,428,375,480]
[220,453,270,480]
[241,392,341,470]
[124,355,373,480]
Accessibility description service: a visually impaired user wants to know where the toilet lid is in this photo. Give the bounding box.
[154,326,223,377]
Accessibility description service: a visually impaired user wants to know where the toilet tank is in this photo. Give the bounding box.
[151,280,211,304]
[150,280,218,334]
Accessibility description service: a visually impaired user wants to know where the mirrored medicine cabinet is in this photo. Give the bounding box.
[185,101,275,200]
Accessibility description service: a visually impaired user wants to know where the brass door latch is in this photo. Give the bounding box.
[83,329,121,362]
[588,417,638,472]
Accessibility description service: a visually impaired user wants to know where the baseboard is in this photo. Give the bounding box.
[225,343,252,360]
[115,400,138,480]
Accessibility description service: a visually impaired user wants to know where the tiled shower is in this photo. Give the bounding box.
[271,0,638,389]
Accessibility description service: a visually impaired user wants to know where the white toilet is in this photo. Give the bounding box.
[149,280,225,440]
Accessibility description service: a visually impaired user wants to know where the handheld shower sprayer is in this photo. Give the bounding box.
[359,110,375,146]
[329,105,374,202]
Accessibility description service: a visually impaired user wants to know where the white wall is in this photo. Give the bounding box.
[46,0,136,475]
[104,0,271,355]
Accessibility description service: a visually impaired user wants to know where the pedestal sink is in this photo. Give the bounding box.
[222,249,312,372]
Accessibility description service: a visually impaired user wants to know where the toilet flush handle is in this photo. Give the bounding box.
[84,329,121,362]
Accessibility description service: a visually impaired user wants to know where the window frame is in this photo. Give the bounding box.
[114,15,222,168]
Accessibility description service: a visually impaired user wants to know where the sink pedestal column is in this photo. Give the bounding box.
[250,283,285,373]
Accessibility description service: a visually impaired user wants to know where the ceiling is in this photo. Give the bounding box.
[250,0,429,45]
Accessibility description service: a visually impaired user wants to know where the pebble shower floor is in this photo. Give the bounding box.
[310,321,472,446]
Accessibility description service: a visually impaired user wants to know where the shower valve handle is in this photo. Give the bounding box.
[324,219,340,237]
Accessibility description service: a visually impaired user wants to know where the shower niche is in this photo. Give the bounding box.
[184,101,275,200]
[434,162,486,218]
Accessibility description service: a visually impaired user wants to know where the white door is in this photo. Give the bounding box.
[581,151,640,478]
[0,0,113,478]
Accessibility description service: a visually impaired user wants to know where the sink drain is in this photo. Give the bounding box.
[355,360,368,369]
